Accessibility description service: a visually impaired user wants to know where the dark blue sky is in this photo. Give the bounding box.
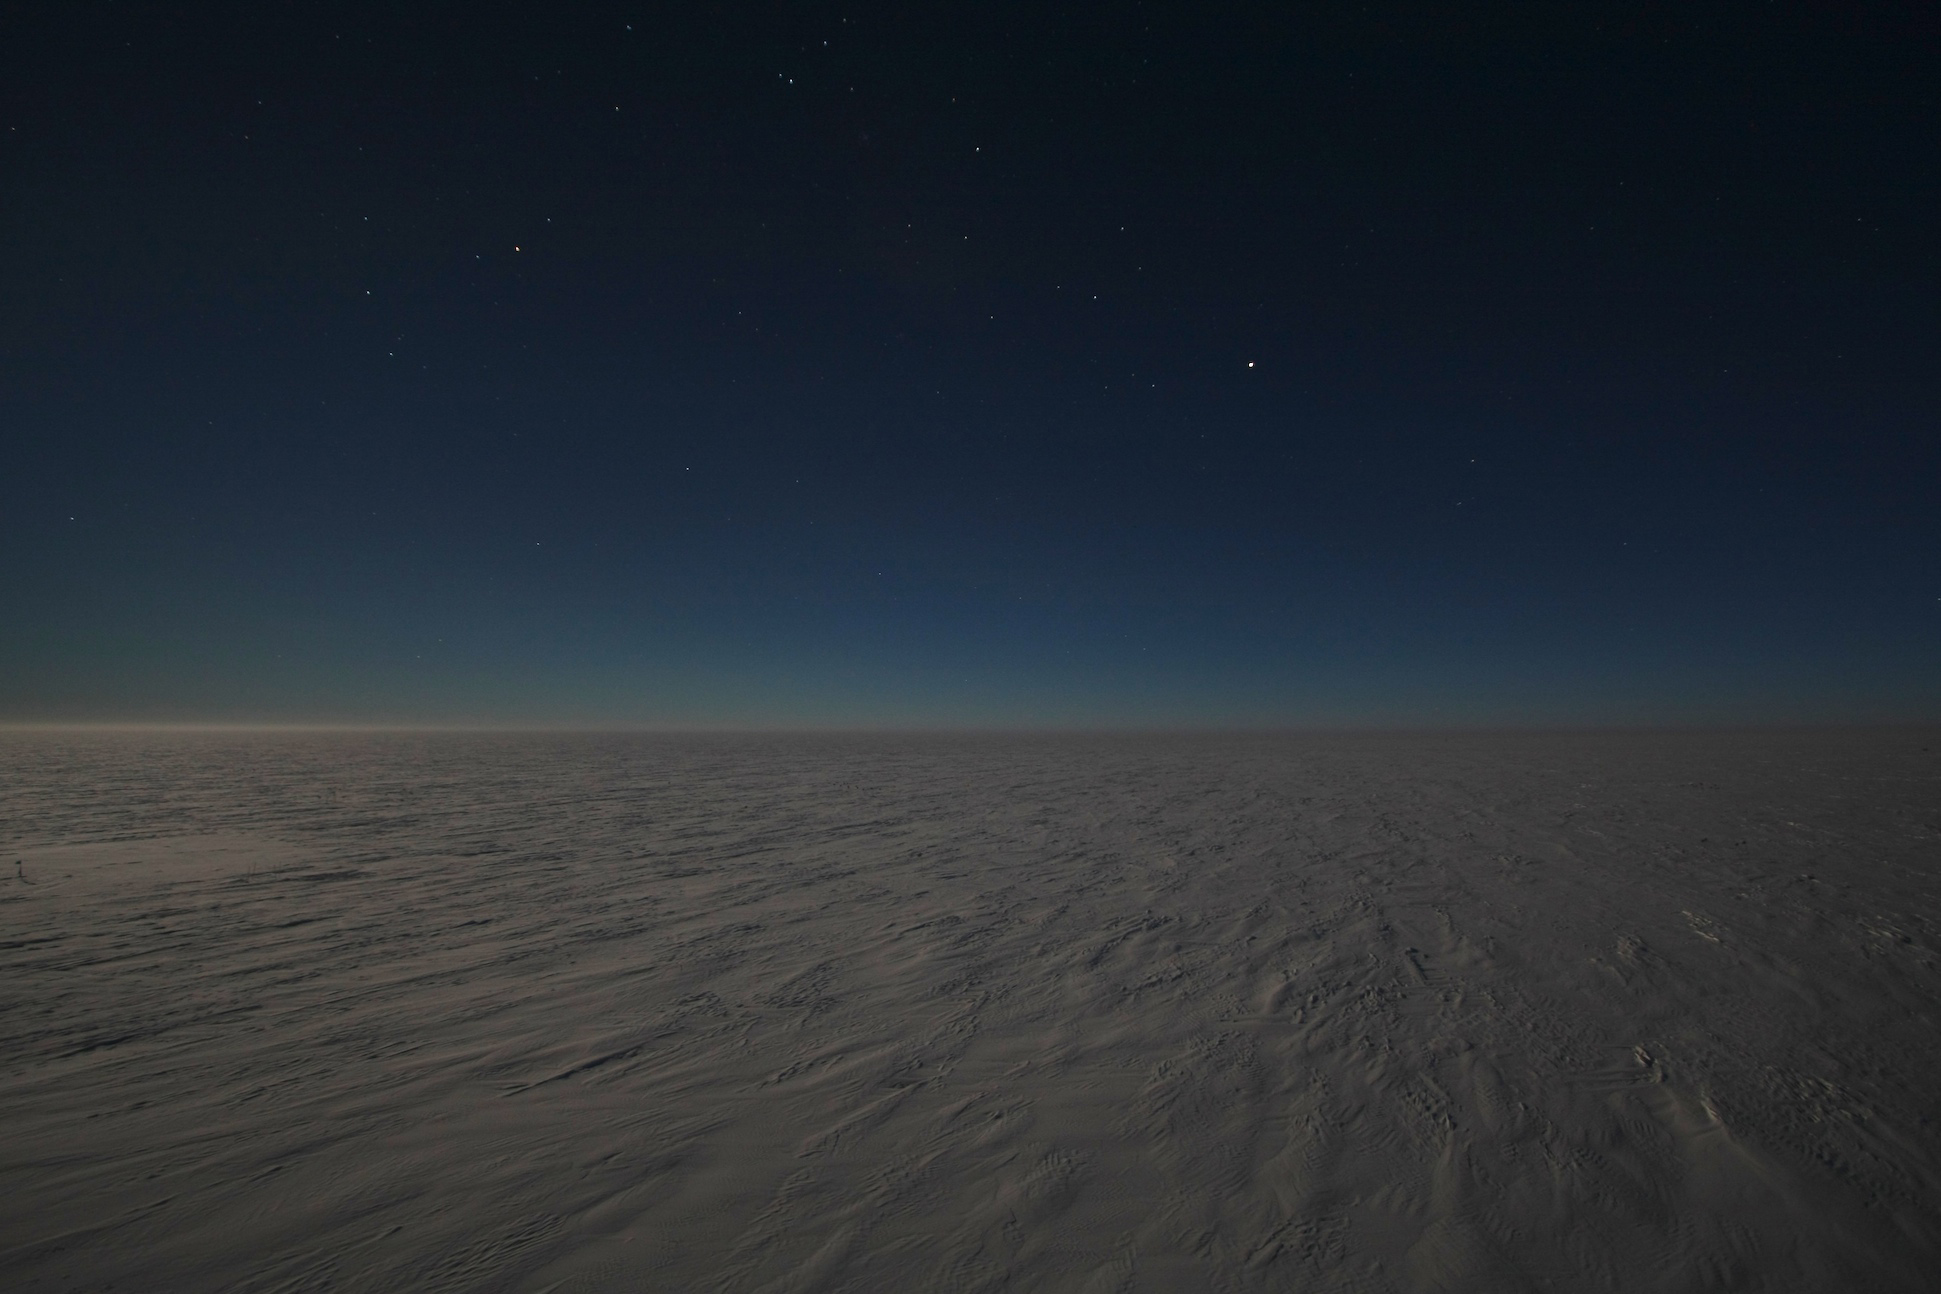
[4,2,1936,725]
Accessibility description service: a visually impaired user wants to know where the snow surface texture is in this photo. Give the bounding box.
[3,729,1938,1292]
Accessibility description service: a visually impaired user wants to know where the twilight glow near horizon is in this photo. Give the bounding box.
[4,3,1936,727]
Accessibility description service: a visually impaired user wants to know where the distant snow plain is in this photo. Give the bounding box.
[2,728,1937,1292]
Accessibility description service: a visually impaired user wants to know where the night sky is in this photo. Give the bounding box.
[5,2,1937,726]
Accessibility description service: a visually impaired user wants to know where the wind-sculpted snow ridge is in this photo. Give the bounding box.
[2,729,1938,1291]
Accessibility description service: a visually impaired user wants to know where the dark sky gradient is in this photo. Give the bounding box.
[4,2,1937,725]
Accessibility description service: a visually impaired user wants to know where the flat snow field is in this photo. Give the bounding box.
[2,729,1938,1292]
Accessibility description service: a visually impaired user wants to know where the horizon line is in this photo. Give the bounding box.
[2,719,1934,736]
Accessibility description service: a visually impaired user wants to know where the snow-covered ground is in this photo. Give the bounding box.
[3,729,1937,1291]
